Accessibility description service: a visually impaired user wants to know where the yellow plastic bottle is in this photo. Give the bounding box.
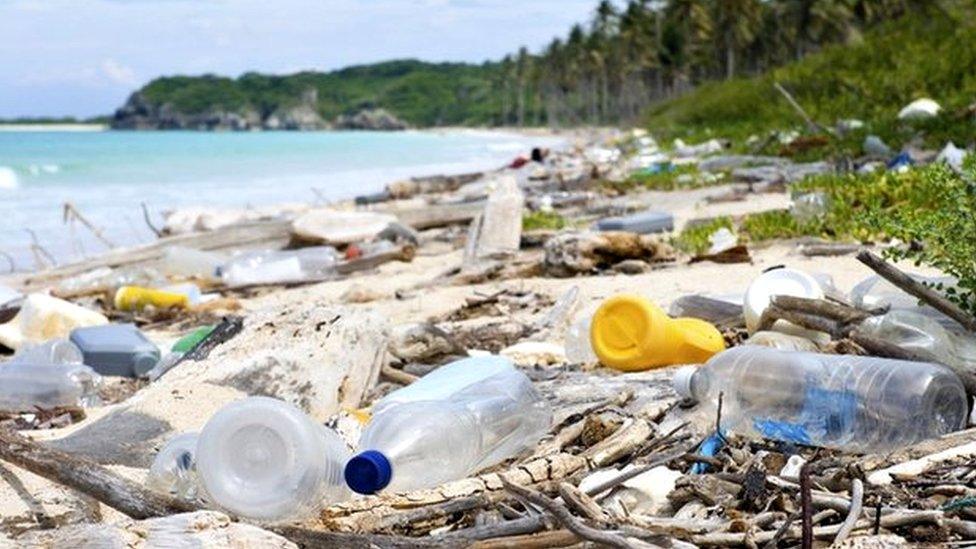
[590,294,725,371]
[114,286,189,312]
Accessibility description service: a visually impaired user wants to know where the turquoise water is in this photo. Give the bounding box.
[0,130,556,272]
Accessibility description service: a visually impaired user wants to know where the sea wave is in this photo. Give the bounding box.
[28,164,60,176]
[0,167,18,189]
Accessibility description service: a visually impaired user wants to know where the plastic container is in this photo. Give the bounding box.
[346,359,551,494]
[195,397,350,521]
[565,312,599,365]
[673,346,967,452]
[219,246,338,287]
[70,323,160,378]
[597,211,674,234]
[161,246,225,282]
[0,339,102,411]
[148,432,200,502]
[470,176,524,259]
[589,294,725,372]
[851,274,959,330]
[0,293,109,351]
[858,310,976,374]
[114,286,189,312]
[144,325,216,381]
[743,267,824,333]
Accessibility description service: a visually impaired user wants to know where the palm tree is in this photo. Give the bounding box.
[711,0,763,80]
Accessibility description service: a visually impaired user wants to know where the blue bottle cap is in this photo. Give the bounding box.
[344,450,392,495]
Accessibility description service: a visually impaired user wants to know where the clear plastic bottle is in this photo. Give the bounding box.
[147,432,200,502]
[0,339,102,410]
[858,310,976,373]
[851,274,960,330]
[195,397,351,522]
[673,346,967,453]
[219,246,339,286]
[346,359,551,494]
[564,308,599,365]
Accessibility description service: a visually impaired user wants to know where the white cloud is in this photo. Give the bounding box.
[100,58,140,87]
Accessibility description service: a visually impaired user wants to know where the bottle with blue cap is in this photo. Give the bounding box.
[345,356,551,495]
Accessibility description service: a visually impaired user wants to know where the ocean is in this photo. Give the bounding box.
[0,129,560,273]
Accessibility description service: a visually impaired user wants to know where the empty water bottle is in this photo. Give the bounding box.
[195,397,350,521]
[219,246,338,286]
[148,432,200,502]
[673,346,967,452]
[0,339,101,410]
[345,357,551,494]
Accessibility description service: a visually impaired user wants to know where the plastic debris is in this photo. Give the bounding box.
[707,227,738,255]
[0,339,102,411]
[0,293,108,350]
[743,267,825,334]
[937,142,969,173]
[219,246,338,286]
[147,432,200,502]
[898,98,941,120]
[863,135,893,157]
[70,323,160,378]
[596,210,674,234]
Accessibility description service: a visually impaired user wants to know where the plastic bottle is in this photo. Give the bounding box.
[672,346,967,452]
[565,312,599,365]
[743,267,824,334]
[851,274,960,330]
[345,358,551,494]
[145,325,216,381]
[857,310,976,373]
[195,397,350,521]
[0,293,109,351]
[69,323,160,378]
[114,286,189,312]
[219,246,338,287]
[161,246,225,283]
[589,294,725,372]
[470,176,524,259]
[0,339,102,410]
[148,432,200,502]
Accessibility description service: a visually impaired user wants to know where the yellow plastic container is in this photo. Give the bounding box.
[590,294,725,371]
[114,286,189,312]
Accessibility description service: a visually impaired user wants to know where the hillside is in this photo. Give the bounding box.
[112,59,501,130]
[644,6,976,148]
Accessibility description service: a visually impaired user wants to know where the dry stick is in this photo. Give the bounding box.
[381,363,420,385]
[800,464,813,549]
[557,482,608,522]
[63,202,116,249]
[758,305,846,339]
[773,82,828,135]
[501,477,645,549]
[769,295,872,325]
[0,428,197,519]
[761,511,801,549]
[583,448,691,498]
[833,479,864,546]
[25,228,56,270]
[141,202,163,238]
[856,250,976,332]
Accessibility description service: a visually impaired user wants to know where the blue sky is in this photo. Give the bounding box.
[0,0,598,118]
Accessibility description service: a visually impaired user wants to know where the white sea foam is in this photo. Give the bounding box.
[28,164,60,176]
[0,167,18,189]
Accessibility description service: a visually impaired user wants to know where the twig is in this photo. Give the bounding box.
[800,463,813,549]
[557,482,607,522]
[381,363,420,385]
[833,479,864,546]
[0,428,197,519]
[874,501,882,535]
[762,511,800,549]
[25,229,56,270]
[141,202,163,238]
[774,82,828,134]
[758,305,845,338]
[856,250,976,332]
[501,477,643,549]
[770,295,872,325]
[583,448,691,497]
[63,202,115,249]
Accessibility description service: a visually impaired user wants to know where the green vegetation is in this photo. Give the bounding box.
[136,60,503,126]
[673,209,816,255]
[644,5,976,148]
[673,217,734,255]
[523,211,569,231]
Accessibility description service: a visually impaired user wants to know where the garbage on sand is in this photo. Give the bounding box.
[0,339,101,411]
[0,293,108,350]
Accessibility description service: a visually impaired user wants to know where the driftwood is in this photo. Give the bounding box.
[376,201,485,230]
[0,428,197,519]
[856,250,976,332]
[773,82,829,135]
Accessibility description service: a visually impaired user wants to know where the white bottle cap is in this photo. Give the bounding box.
[743,267,824,333]
[672,365,700,400]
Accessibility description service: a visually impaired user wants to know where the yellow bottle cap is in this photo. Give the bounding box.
[590,294,666,371]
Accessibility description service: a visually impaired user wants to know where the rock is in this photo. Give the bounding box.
[341,283,388,304]
[388,323,464,363]
[50,304,388,467]
[500,341,566,367]
[112,92,264,131]
[833,535,911,549]
[290,209,397,246]
[863,135,893,157]
[544,231,674,278]
[18,511,296,547]
[898,98,941,121]
[613,259,650,275]
[263,89,326,130]
[333,108,408,131]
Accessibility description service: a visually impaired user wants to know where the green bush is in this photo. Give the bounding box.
[523,211,568,231]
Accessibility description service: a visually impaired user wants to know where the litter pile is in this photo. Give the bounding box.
[2,127,976,548]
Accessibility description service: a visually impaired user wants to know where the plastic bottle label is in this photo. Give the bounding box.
[752,387,856,446]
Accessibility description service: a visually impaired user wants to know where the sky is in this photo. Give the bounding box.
[0,0,598,118]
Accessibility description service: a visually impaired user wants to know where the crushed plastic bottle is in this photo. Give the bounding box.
[148,432,200,502]
[565,307,600,365]
[0,339,102,410]
[219,246,338,287]
[345,357,551,494]
[858,310,976,374]
[0,293,109,351]
[467,175,524,260]
[195,397,350,521]
[589,294,725,372]
[673,346,967,453]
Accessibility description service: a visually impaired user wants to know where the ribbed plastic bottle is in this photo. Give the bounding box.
[0,339,102,410]
[673,346,967,453]
[195,397,351,522]
[345,356,551,495]
[219,247,338,287]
